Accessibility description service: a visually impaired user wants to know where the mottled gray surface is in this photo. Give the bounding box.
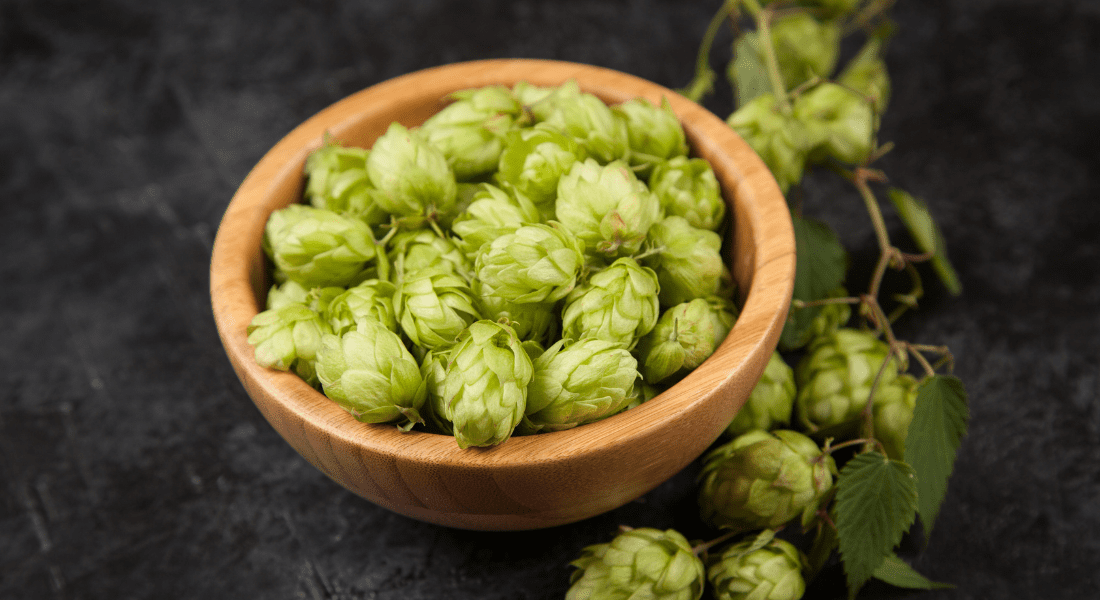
[1,0,1098,598]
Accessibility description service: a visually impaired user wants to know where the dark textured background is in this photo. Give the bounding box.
[2,1,1098,598]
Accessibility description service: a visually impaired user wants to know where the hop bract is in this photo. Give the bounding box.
[475,222,585,304]
[726,351,796,438]
[266,280,310,310]
[707,537,806,600]
[540,85,630,164]
[263,204,386,288]
[247,303,332,386]
[366,122,458,220]
[496,123,586,208]
[561,257,661,350]
[567,527,705,600]
[794,328,899,432]
[440,320,534,448]
[394,265,481,350]
[556,158,663,258]
[324,279,397,335]
[473,279,558,344]
[649,156,726,232]
[614,97,689,176]
[303,140,388,226]
[698,430,835,531]
[314,321,427,430]
[794,82,875,166]
[636,298,736,385]
[644,216,725,306]
[419,85,525,181]
[727,95,812,194]
[523,338,639,433]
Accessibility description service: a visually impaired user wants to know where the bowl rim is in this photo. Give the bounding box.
[210,58,794,472]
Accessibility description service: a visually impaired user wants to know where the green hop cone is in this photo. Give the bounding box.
[324,279,397,335]
[873,373,919,460]
[265,280,310,310]
[450,183,542,260]
[648,156,726,232]
[727,95,812,194]
[644,216,725,306]
[839,34,892,112]
[247,302,332,385]
[263,204,387,288]
[315,321,426,430]
[726,351,796,438]
[567,527,705,600]
[521,79,582,121]
[625,379,662,410]
[707,538,806,600]
[394,265,481,350]
[496,123,587,208]
[698,430,835,531]
[540,85,630,164]
[303,140,388,226]
[419,347,454,435]
[636,297,736,385]
[778,285,851,352]
[794,328,899,432]
[473,279,558,344]
[793,82,875,166]
[387,228,472,282]
[561,257,661,350]
[440,320,534,448]
[419,85,525,181]
[555,158,663,259]
[366,122,458,221]
[748,13,840,91]
[475,222,585,304]
[523,338,639,433]
[613,97,689,177]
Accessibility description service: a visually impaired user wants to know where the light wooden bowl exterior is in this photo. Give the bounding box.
[210,59,794,530]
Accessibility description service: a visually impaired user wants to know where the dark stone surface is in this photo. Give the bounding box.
[2,0,1098,598]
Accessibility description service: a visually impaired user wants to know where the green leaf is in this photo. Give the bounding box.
[905,374,969,538]
[729,33,771,108]
[780,213,848,348]
[888,188,961,295]
[835,452,918,599]
[873,553,954,590]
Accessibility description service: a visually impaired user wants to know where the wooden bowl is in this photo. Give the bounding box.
[210,59,794,531]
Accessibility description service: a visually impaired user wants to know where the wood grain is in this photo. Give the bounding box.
[209,59,795,530]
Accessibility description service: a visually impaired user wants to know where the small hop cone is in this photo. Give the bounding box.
[263,204,386,288]
[726,351,796,438]
[555,158,663,259]
[779,285,851,352]
[314,321,427,430]
[523,338,639,433]
[873,373,919,460]
[707,538,807,600]
[440,320,534,448]
[614,97,689,178]
[450,183,542,260]
[644,216,725,306]
[473,279,558,344]
[324,279,398,335]
[394,265,481,350]
[794,82,875,166]
[303,140,388,226]
[265,280,310,310]
[496,123,587,207]
[726,95,814,194]
[839,35,891,113]
[561,257,661,350]
[387,228,472,282]
[636,298,736,385]
[419,85,525,181]
[567,528,705,600]
[419,348,454,435]
[698,430,835,531]
[540,85,630,164]
[648,156,726,232]
[794,328,899,432]
[475,222,585,304]
[247,302,332,387]
[366,122,458,220]
[747,12,840,92]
